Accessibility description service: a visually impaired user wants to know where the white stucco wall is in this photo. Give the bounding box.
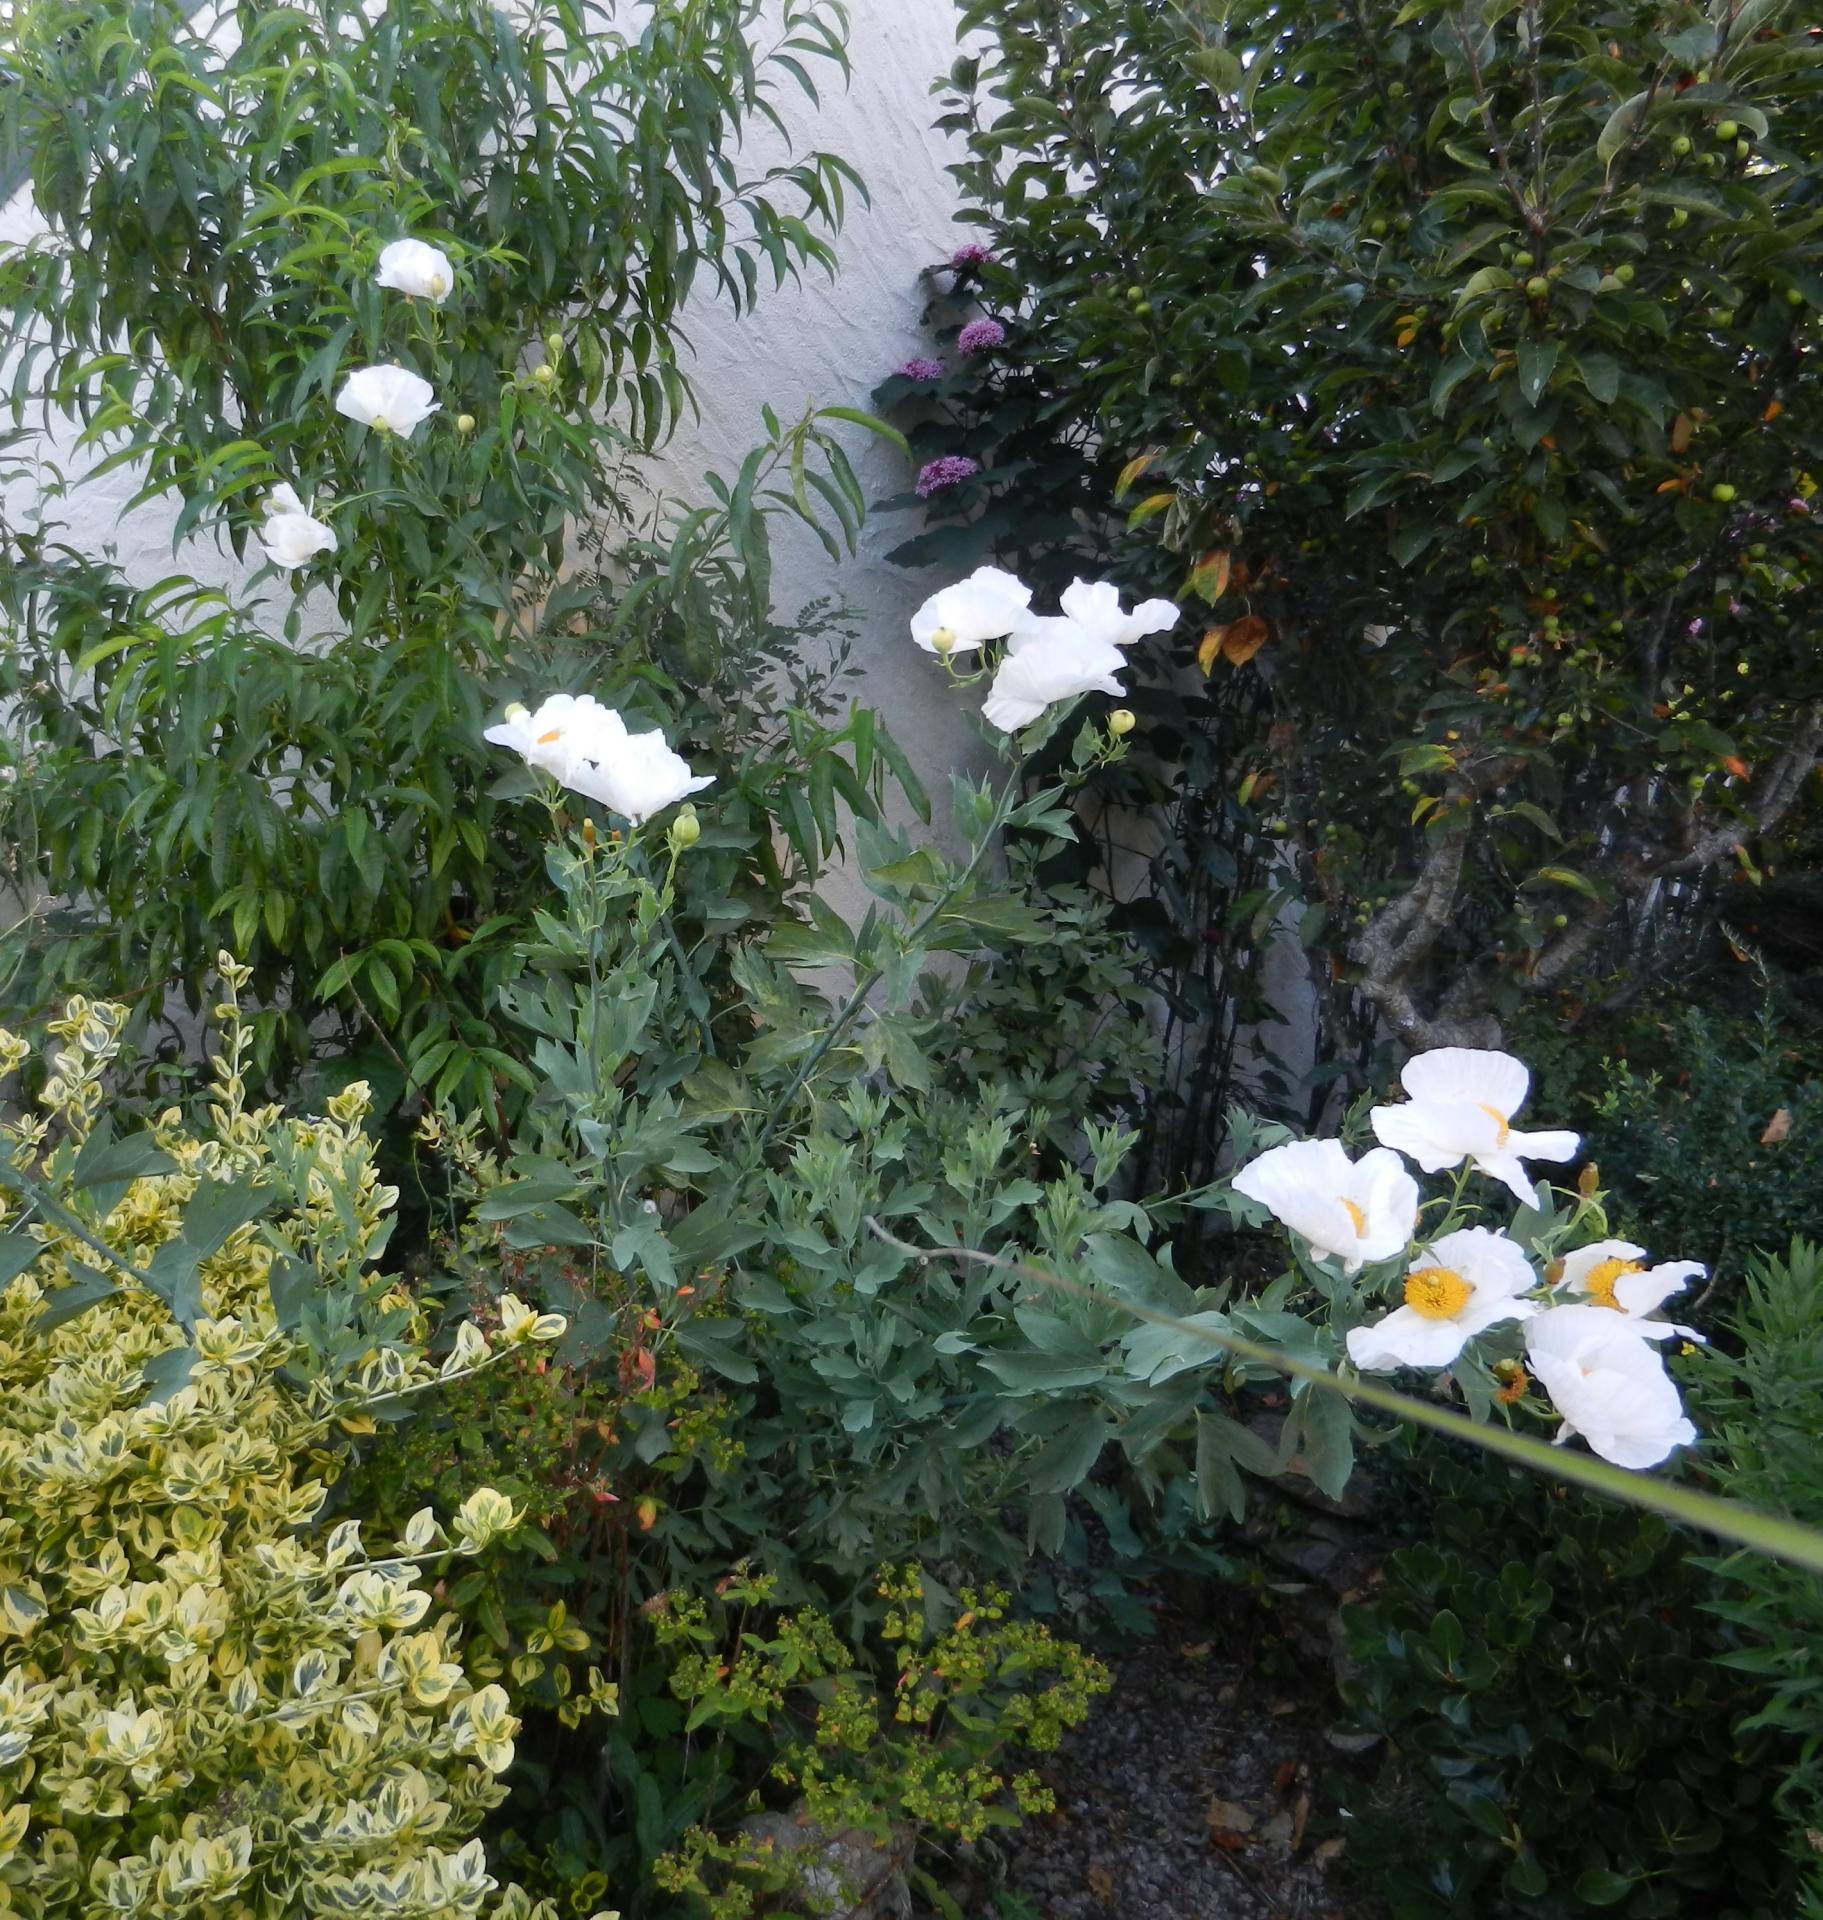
[0,0,986,816]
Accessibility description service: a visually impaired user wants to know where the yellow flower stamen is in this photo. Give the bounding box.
[1582,1256,1644,1310]
[1477,1103,1512,1145]
[1403,1266,1473,1321]
[1340,1198,1367,1236]
[536,729,564,746]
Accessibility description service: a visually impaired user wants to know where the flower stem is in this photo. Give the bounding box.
[747,767,1035,1160]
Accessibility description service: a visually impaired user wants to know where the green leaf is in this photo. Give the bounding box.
[1492,800,1563,841]
[1390,524,1438,568]
[1024,1413,1112,1494]
[33,1268,121,1333]
[1573,1869,1637,1907]
[1429,353,1478,415]
[1516,340,1560,407]
[938,896,1050,943]
[140,1343,199,1405]
[815,404,908,455]
[1526,864,1608,900]
[1574,351,1620,405]
[0,1235,43,1289]
[70,1132,176,1192]
[1596,91,1650,171]
[141,1179,271,1331]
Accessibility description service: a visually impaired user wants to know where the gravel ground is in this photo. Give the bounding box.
[986,1622,1372,1920]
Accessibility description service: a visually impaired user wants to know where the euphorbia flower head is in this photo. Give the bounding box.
[1370,1047,1579,1207]
[910,566,1032,656]
[1526,1307,1697,1469]
[1346,1225,1538,1371]
[1230,1137,1419,1274]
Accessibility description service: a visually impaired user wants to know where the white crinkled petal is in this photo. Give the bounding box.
[1346,1307,1470,1372]
[1400,1046,1531,1117]
[1559,1240,1648,1291]
[1472,1151,1543,1209]
[1369,1100,1467,1172]
[1507,1125,1581,1164]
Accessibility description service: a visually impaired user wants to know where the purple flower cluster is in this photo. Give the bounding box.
[916,455,980,498]
[950,242,993,269]
[896,357,946,382]
[956,317,1006,355]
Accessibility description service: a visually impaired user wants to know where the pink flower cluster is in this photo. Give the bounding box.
[896,357,946,382]
[916,455,980,498]
[951,242,993,268]
[956,317,1006,354]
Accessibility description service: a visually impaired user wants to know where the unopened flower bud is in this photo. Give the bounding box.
[1108,708,1136,736]
[545,331,564,359]
[532,363,556,387]
[930,625,958,655]
[669,805,701,850]
[456,412,476,434]
[503,702,529,725]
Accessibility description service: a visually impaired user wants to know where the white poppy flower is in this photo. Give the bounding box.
[1369,1046,1580,1208]
[1556,1240,1705,1338]
[486,695,712,825]
[485,694,614,782]
[982,618,1127,731]
[910,566,1033,656]
[569,724,715,825]
[1230,1137,1419,1275]
[1059,578,1181,648]
[1346,1225,1538,1371]
[1526,1307,1697,1469]
[258,483,335,570]
[375,238,454,303]
[334,364,440,436]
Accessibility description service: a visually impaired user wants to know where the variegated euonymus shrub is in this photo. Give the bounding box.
[0,963,604,1920]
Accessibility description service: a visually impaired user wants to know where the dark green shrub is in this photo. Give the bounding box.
[1337,1441,1792,1919]
[1690,1237,1823,1912]
[927,0,1823,1070]
[1512,985,1823,1287]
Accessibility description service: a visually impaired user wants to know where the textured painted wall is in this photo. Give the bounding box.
[646,0,994,819]
[0,0,987,803]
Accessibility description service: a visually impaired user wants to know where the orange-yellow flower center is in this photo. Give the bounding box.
[536,729,564,745]
[1340,1198,1367,1236]
[1478,1103,1512,1145]
[1582,1256,1643,1310]
[1403,1266,1473,1320]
